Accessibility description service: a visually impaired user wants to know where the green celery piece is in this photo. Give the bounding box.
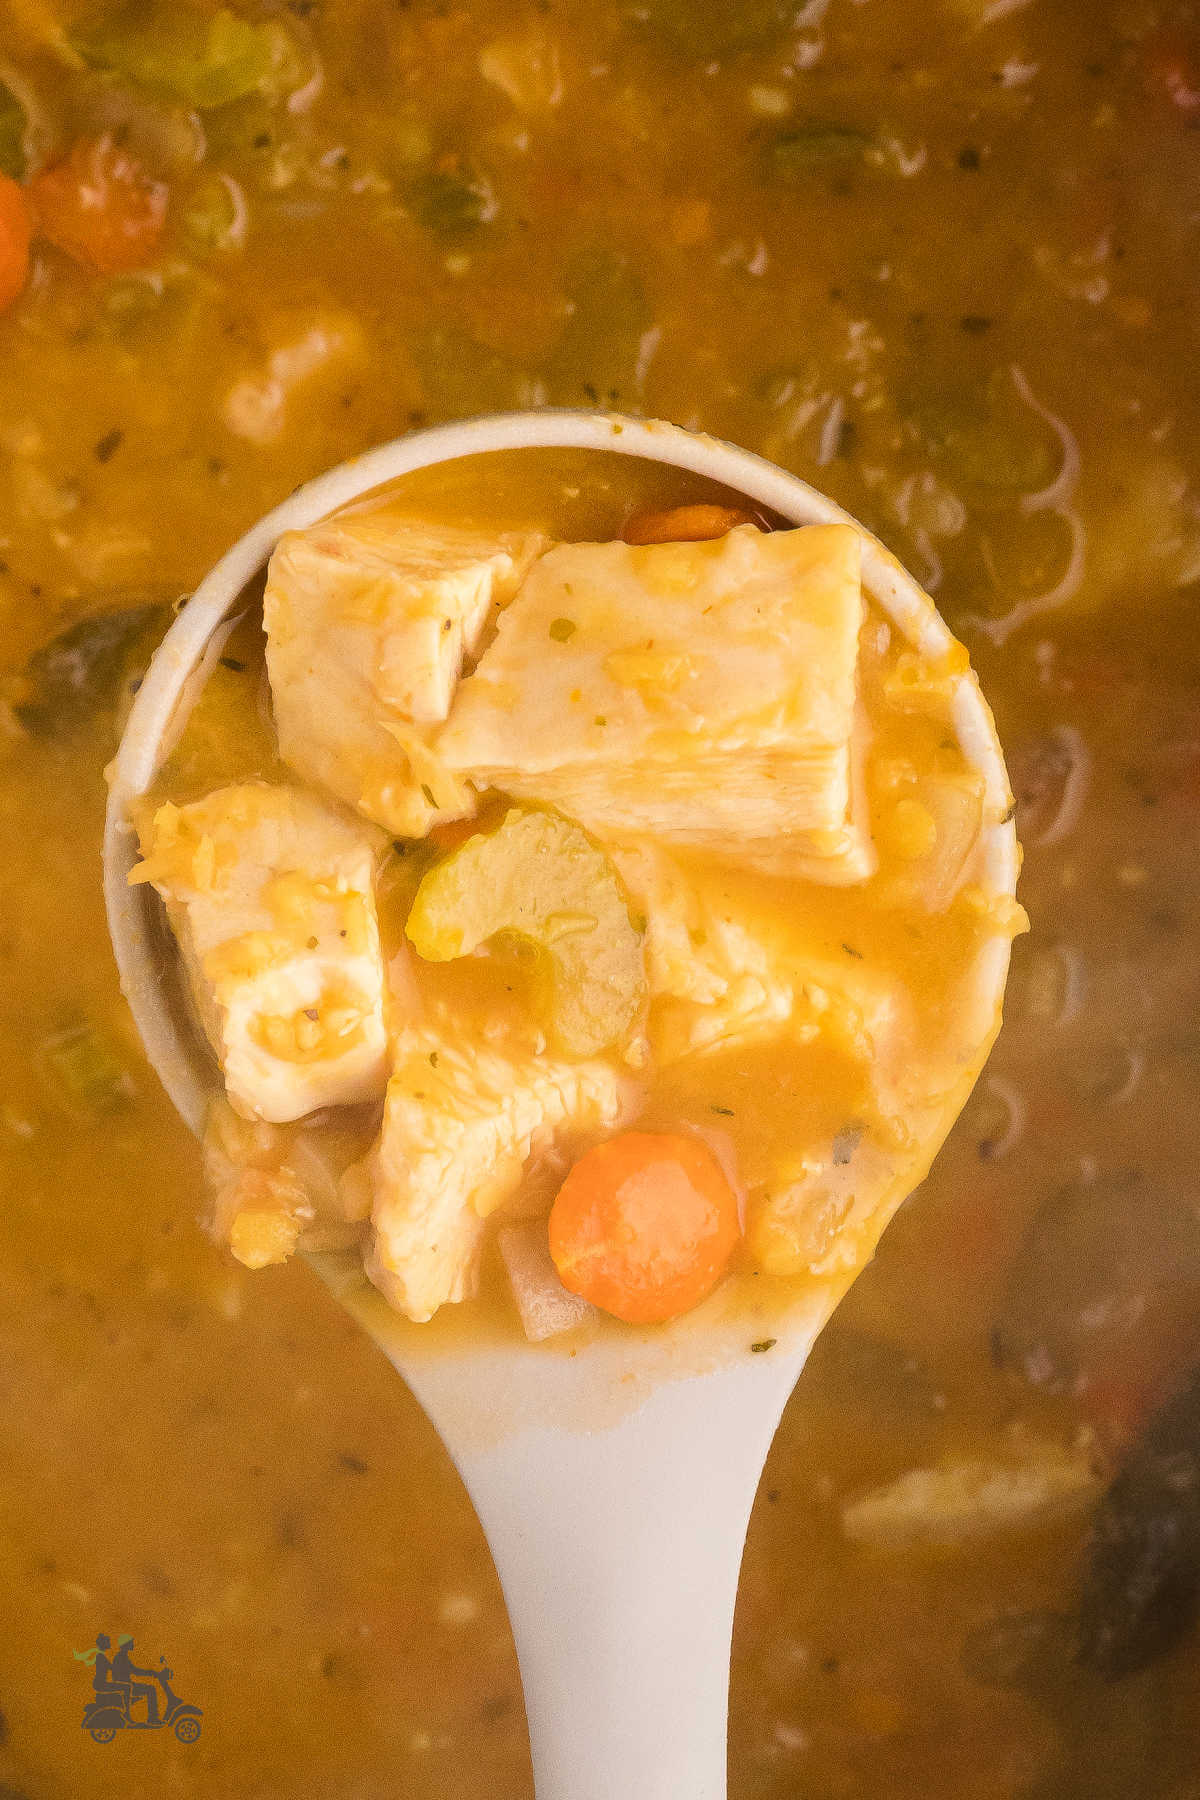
[918,395,1059,493]
[771,124,874,174]
[181,171,243,250]
[408,164,496,239]
[43,1015,135,1115]
[406,809,646,1057]
[633,0,794,58]
[0,82,26,178]
[73,6,286,111]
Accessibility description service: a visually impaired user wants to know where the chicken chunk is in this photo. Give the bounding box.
[610,842,910,1075]
[356,1023,634,1322]
[437,524,874,882]
[841,1435,1101,1548]
[132,782,390,1123]
[263,510,548,837]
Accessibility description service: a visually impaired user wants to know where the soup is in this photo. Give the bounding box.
[126,448,1018,1340]
[1,1,1198,1795]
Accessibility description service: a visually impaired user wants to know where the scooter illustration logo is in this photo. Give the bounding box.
[73,1633,203,1744]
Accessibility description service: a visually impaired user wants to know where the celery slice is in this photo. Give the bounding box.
[406,809,646,1056]
[74,7,294,111]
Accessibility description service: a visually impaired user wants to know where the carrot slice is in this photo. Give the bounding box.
[0,176,31,313]
[548,1130,741,1324]
[622,503,757,546]
[31,136,167,275]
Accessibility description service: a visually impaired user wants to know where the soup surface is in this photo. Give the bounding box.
[1,0,1198,1795]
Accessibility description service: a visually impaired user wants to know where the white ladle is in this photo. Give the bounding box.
[104,412,1019,1800]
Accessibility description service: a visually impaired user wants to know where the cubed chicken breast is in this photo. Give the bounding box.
[437,523,875,882]
[357,1023,634,1322]
[263,511,548,837]
[841,1437,1102,1548]
[132,782,390,1123]
[610,842,911,1077]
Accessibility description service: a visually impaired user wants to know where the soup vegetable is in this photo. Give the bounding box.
[1,1,1198,1796]
[129,465,1018,1336]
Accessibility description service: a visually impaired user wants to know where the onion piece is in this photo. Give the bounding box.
[499,1221,595,1343]
[1012,724,1091,847]
[971,365,1088,645]
[976,1074,1026,1162]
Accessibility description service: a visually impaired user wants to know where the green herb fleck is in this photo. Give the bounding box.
[549,617,577,642]
[841,942,863,959]
[594,715,607,727]
[711,1104,735,1117]
[420,783,437,807]
[429,1050,439,1068]
[751,1339,777,1354]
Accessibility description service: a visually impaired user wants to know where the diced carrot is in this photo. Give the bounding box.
[622,503,758,546]
[0,176,32,314]
[548,1130,741,1324]
[31,136,168,275]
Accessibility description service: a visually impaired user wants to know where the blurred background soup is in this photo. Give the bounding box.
[0,0,1198,1794]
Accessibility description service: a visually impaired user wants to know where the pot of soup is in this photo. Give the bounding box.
[0,2,1197,1797]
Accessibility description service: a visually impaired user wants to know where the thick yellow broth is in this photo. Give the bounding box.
[1,0,1199,1794]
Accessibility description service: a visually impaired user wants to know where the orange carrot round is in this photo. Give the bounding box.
[0,176,31,314]
[548,1130,741,1324]
[31,136,167,275]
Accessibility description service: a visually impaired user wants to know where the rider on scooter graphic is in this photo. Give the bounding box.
[74,1632,203,1744]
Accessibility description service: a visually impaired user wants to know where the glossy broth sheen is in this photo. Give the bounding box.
[1,1,1198,1795]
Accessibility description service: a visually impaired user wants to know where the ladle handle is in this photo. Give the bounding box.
[451,1363,795,1800]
